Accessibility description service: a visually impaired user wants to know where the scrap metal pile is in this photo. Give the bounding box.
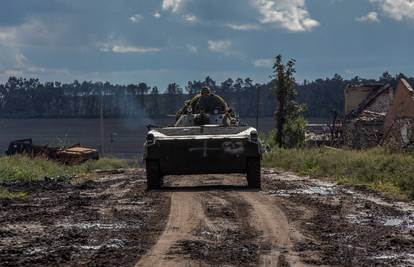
[5,139,99,164]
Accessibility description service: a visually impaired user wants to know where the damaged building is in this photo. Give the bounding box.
[342,83,393,148]
[384,78,414,148]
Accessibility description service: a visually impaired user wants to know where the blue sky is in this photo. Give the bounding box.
[0,0,413,89]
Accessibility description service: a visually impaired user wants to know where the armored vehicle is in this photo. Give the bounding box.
[143,106,261,190]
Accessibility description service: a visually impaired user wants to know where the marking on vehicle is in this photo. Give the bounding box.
[188,140,221,157]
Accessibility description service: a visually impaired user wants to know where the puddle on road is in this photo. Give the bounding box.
[345,212,372,225]
[57,222,129,230]
[371,253,414,265]
[345,209,414,230]
[269,185,335,197]
[78,239,124,250]
[383,217,414,229]
[24,247,47,256]
[383,218,404,227]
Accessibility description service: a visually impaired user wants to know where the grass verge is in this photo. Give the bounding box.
[263,147,414,200]
[0,187,27,200]
[0,155,139,199]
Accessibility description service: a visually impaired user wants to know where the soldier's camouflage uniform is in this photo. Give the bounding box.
[176,93,229,120]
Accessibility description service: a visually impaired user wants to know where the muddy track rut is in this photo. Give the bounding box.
[137,175,307,267]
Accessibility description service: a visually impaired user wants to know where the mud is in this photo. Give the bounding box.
[1,168,414,266]
[264,169,414,267]
[0,169,170,267]
[171,193,264,266]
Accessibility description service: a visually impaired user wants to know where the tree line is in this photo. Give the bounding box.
[0,72,412,119]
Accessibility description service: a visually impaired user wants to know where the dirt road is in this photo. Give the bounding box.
[136,175,305,267]
[1,169,414,266]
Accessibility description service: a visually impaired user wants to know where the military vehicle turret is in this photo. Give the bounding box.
[143,91,261,190]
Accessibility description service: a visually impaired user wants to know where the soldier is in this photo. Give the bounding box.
[175,86,233,122]
[189,86,228,114]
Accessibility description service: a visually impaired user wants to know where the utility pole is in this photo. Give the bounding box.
[100,87,105,155]
[256,85,260,131]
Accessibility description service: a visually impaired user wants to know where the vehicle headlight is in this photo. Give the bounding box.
[146,133,155,144]
[250,131,258,142]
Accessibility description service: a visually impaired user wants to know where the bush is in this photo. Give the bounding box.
[283,116,306,148]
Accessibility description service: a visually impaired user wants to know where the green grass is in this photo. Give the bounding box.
[0,156,70,183]
[0,155,138,183]
[0,187,27,200]
[263,147,414,200]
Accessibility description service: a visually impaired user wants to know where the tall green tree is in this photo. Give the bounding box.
[273,55,306,148]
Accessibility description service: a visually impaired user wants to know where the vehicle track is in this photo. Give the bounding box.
[136,174,305,267]
[135,191,203,267]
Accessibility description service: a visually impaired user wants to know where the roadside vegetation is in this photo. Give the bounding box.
[0,187,27,200]
[263,147,414,200]
[0,155,138,199]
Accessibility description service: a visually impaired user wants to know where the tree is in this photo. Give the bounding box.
[243,78,253,91]
[166,83,182,94]
[185,80,203,95]
[380,71,392,82]
[220,78,234,93]
[272,55,306,148]
[233,78,244,92]
[149,86,160,117]
[137,82,150,107]
[203,76,216,91]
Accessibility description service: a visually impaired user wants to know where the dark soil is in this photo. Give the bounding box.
[263,169,414,267]
[0,169,170,267]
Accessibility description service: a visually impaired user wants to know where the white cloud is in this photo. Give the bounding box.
[129,14,144,23]
[356,11,380,23]
[162,0,184,13]
[253,58,273,68]
[207,40,231,52]
[98,41,161,53]
[252,0,320,32]
[370,0,414,21]
[226,23,260,31]
[112,45,161,53]
[153,11,161,18]
[186,44,198,53]
[183,14,197,23]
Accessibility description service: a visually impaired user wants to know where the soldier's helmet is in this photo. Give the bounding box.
[201,86,211,95]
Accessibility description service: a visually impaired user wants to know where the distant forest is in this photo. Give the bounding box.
[0,73,412,119]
